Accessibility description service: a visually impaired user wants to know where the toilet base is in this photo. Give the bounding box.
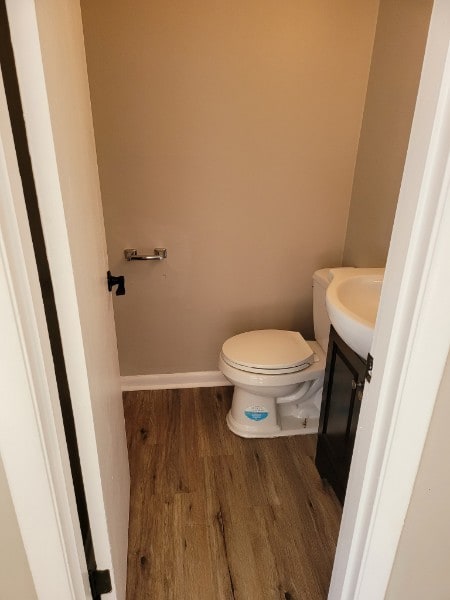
[226,385,322,439]
[226,409,319,438]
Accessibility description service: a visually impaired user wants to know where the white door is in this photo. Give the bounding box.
[4,1,130,598]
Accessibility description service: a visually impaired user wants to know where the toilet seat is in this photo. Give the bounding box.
[221,329,315,375]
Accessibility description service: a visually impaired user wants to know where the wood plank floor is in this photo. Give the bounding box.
[123,387,342,600]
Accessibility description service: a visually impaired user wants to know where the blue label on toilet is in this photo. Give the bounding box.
[244,406,269,421]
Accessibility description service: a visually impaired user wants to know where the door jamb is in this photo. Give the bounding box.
[330,2,450,597]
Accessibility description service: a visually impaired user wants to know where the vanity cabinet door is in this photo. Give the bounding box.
[315,326,366,504]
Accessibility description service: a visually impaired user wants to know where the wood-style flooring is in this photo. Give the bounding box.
[123,386,342,600]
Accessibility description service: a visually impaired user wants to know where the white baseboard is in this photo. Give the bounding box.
[121,370,231,392]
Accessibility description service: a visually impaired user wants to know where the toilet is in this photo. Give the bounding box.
[218,269,331,437]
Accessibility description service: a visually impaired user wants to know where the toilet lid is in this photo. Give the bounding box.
[221,330,314,372]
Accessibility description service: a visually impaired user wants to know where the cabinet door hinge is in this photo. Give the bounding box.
[89,569,112,598]
[365,353,374,382]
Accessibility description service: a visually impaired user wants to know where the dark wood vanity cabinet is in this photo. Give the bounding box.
[315,326,367,504]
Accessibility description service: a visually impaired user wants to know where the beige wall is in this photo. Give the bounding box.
[386,352,450,598]
[0,457,37,600]
[343,0,433,267]
[81,1,379,375]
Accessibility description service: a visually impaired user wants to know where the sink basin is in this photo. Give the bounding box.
[326,268,385,359]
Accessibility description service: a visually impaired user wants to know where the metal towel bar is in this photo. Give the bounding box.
[124,248,167,261]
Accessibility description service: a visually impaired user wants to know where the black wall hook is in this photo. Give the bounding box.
[107,271,125,296]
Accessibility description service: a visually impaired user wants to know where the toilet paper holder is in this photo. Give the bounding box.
[124,248,167,261]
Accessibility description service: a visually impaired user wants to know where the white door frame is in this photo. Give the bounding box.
[330,1,450,597]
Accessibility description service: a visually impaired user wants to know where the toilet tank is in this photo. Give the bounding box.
[313,269,331,352]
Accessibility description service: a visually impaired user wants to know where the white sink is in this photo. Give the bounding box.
[326,268,385,359]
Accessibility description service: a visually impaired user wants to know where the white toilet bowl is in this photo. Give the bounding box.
[219,330,326,438]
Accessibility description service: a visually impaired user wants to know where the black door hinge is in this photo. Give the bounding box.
[89,569,112,598]
[107,271,126,296]
[365,353,374,383]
